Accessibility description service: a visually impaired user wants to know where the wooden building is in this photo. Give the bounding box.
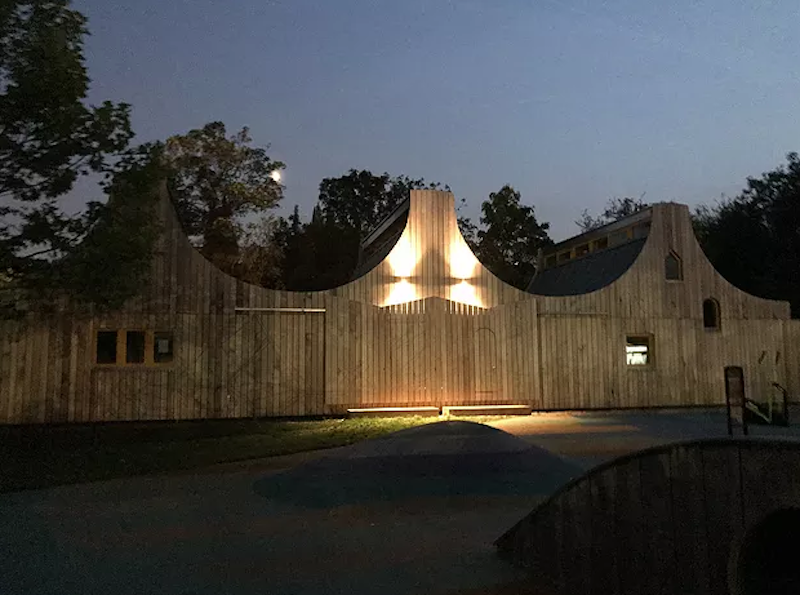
[1,187,798,424]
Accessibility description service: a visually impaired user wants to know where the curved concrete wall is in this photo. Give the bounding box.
[496,438,800,595]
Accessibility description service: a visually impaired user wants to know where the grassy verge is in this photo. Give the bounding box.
[0,416,445,494]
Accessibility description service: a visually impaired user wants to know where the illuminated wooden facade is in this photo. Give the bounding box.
[1,187,798,423]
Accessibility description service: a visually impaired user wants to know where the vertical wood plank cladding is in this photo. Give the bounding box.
[785,321,800,401]
[2,188,798,424]
[0,324,13,422]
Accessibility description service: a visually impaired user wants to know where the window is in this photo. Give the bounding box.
[610,230,631,246]
[633,221,651,239]
[96,331,118,364]
[665,251,682,280]
[558,251,572,263]
[545,255,557,268]
[626,336,652,366]
[125,331,146,364]
[575,243,590,257]
[703,298,720,330]
[594,237,608,251]
[95,329,174,365]
[153,332,174,363]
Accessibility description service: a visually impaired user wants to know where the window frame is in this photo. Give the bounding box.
[665,250,683,281]
[153,331,175,364]
[95,330,119,365]
[125,329,147,365]
[626,335,653,368]
[703,298,721,331]
[93,329,175,366]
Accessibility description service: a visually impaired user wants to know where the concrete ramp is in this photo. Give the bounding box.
[495,438,800,595]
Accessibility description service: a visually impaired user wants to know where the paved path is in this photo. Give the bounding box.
[0,422,577,595]
[4,411,799,595]
[491,407,800,467]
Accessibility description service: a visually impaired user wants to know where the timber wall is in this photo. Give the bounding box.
[0,188,796,423]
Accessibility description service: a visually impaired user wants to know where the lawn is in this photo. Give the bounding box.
[0,416,443,493]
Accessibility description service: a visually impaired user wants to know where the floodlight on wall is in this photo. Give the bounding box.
[450,280,482,308]
[449,240,478,280]
[384,279,417,307]
[388,234,417,278]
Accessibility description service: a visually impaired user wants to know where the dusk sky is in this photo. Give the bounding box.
[76,0,800,239]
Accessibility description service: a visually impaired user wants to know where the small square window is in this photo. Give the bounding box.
[575,243,590,257]
[594,237,608,251]
[154,332,174,364]
[558,251,572,263]
[96,331,118,364]
[626,336,652,366]
[126,331,146,364]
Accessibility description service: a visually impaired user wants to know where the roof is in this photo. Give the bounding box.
[543,207,652,256]
[360,199,410,249]
[527,238,646,296]
[351,224,405,279]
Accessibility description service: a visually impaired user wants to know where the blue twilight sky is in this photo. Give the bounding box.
[75,0,800,240]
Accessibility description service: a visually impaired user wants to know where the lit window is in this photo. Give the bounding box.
[703,298,720,330]
[126,331,146,364]
[154,332,174,363]
[626,336,652,366]
[665,251,682,280]
[96,331,118,364]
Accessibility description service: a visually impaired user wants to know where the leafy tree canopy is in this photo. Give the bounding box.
[272,205,360,291]
[163,122,284,271]
[473,185,552,290]
[0,0,145,317]
[695,152,800,316]
[318,169,446,237]
[576,196,649,232]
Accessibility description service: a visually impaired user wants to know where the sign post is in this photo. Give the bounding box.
[725,366,747,436]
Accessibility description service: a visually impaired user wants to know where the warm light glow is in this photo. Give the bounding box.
[387,234,417,278]
[450,280,482,307]
[626,344,650,365]
[449,240,478,279]
[270,170,282,183]
[384,279,417,306]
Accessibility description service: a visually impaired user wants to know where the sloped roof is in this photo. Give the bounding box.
[351,225,405,279]
[527,238,646,296]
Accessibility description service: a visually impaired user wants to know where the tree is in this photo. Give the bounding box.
[230,215,284,288]
[0,0,143,316]
[271,205,360,291]
[456,197,479,250]
[270,169,446,288]
[318,169,446,237]
[576,196,649,232]
[695,153,800,316]
[474,185,552,289]
[163,122,284,272]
